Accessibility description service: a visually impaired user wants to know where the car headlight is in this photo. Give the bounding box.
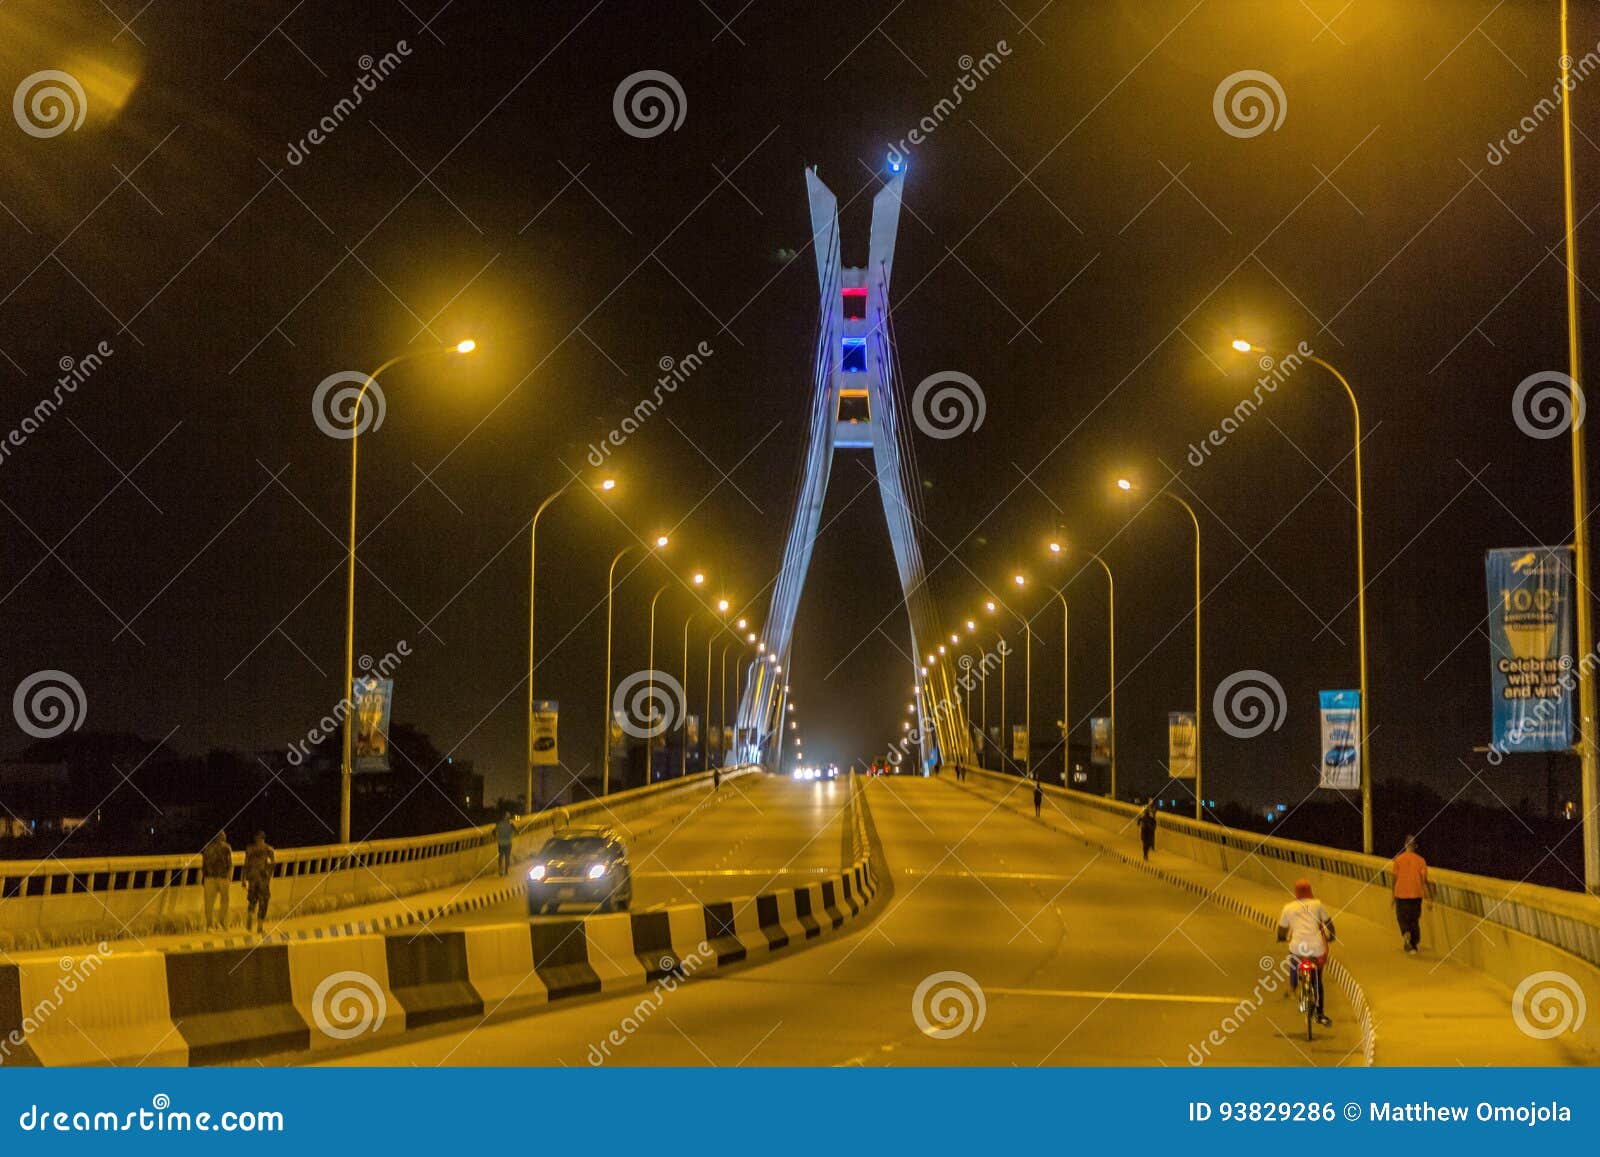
[587,863,608,879]
[528,864,546,881]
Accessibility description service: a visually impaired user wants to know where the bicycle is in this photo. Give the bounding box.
[1291,954,1324,1041]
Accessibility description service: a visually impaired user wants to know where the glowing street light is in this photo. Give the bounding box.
[604,535,668,793]
[1115,474,1201,816]
[527,471,617,813]
[342,338,477,842]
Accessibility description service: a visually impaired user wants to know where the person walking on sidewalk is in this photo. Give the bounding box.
[243,831,275,936]
[201,831,232,931]
[1138,803,1157,862]
[1392,834,1431,953]
[495,813,515,876]
[1032,780,1043,818]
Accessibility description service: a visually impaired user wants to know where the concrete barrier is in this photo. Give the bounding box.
[0,772,885,1066]
[0,767,758,952]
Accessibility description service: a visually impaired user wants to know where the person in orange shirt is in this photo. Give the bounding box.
[1392,835,1431,953]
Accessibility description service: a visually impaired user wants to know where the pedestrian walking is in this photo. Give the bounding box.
[713,766,722,791]
[243,831,275,936]
[1032,780,1043,818]
[1138,803,1157,862]
[1392,834,1430,953]
[495,812,515,876]
[201,831,232,930]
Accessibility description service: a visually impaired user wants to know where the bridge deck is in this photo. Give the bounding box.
[299,775,1588,1067]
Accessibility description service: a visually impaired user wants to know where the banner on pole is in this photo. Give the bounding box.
[1167,712,1196,779]
[352,676,394,772]
[1011,724,1028,762]
[609,712,626,756]
[1090,717,1112,766]
[687,714,700,747]
[1318,690,1361,790]
[530,699,559,767]
[1485,546,1574,753]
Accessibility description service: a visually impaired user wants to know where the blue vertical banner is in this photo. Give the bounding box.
[351,676,394,772]
[1485,546,1574,753]
[1167,712,1196,778]
[1318,690,1361,789]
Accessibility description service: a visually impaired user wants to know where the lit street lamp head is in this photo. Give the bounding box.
[599,477,617,492]
[1116,478,1133,492]
[1230,338,1254,353]
[454,339,477,354]
[717,598,730,613]
[1013,574,1026,587]
[692,571,705,585]
[1048,540,1063,554]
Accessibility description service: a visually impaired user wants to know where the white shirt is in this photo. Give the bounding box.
[1277,898,1332,958]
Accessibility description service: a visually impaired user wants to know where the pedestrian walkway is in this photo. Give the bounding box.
[953,772,1595,1066]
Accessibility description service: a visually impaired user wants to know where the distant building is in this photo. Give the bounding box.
[0,763,85,837]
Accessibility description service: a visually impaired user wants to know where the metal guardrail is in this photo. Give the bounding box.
[0,766,760,948]
[964,765,1600,972]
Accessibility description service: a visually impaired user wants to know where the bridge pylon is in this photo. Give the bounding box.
[732,165,973,772]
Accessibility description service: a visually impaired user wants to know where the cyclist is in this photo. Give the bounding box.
[1276,878,1335,1027]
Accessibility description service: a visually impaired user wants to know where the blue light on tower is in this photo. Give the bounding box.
[888,153,903,173]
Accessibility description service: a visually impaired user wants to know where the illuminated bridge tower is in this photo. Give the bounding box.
[733,165,974,770]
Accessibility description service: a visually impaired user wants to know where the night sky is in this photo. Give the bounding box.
[2,0,1597,818]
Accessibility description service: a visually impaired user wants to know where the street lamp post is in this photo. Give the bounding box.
[1558,0,1598,891]
[646,582,672,778]
[341,339,475,844]
[1047,541,1117,797]
[1118,479,1202,819]
[681,611,700,779]
[1229,342,1372,851]
[528,474,614,813]
[602,536,667,796]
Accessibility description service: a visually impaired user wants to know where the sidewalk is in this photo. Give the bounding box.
[953,773,1596,1066]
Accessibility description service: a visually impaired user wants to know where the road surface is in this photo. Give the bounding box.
[314,775,1356,1066]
